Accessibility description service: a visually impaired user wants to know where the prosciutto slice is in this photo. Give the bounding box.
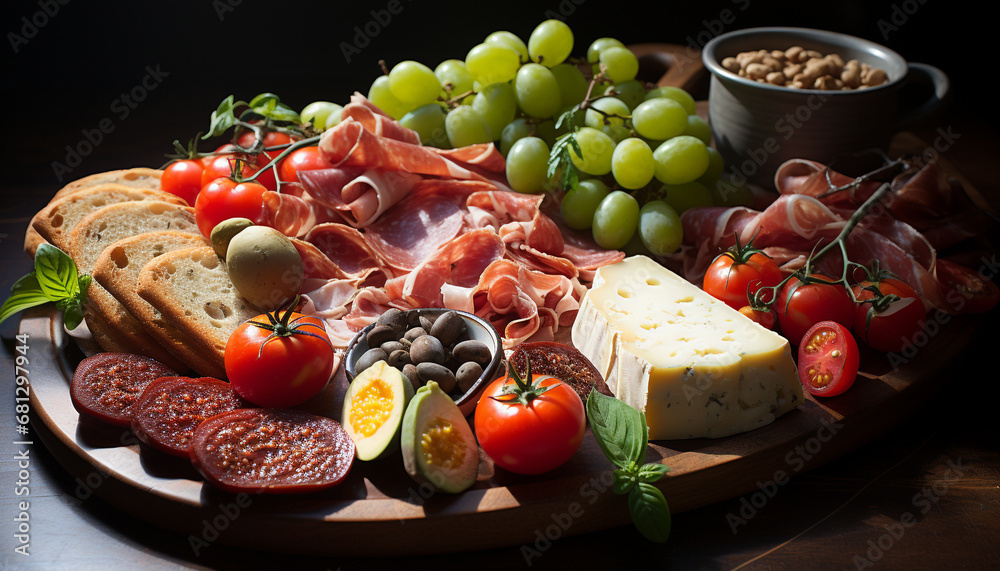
[340,92,421,145]
[304,223,388,284]
[299,168,422,228]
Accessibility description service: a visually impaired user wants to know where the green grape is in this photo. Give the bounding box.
[632,98,688,141]
[598,46,639,83]
[435,59,474,98]
[505,137,550,194]
[400,103,449,148]
[644,86,697,115]
[570,127,615,176]
[638,200,683,255]
[592,190,639,250]
[611,138,655,190]
[621,231,652,256]
[369,75,414,119]
[684,115,712,144]
[388,61,441,106]
[587,37,625,63]
[612,79,646,110]
[554,105,585,137]
[301,101,343,131]
[466,43,521,85]
[500,118,534,156]
[534,118,557,146]
[662,180,713,214]
[708,174,754,207]
[550,63,588,109]
[445,105,494,147]
[699,146,725,183]
[514,63,562,119]
[653,135,710,185]
[584,96,629,130]
[485,31,528,61]
[561,178,610,230]
[473,83,517,141]
[528,19,573,67]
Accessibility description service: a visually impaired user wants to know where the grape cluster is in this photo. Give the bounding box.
[363,20,753,256]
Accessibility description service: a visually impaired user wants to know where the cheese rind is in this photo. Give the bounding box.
[571,256,802,440]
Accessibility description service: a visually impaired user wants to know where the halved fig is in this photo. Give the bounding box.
[507,341,613,402]
[131,376,248,457]
[190,408,355,494]
[70,352,177,427]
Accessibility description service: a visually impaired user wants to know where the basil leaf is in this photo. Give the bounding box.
[0,274,50,324]
[34,243,79,300]
[204,95,242,139]
[612,464,638,495]
[248,92,281,108]
[586,389,646,468]
[628,482,671,543]
[638,462,670,483]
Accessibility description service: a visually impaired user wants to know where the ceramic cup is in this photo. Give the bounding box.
[702,27,950,188]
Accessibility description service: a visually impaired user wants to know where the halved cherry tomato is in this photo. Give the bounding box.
[776,273,854,344]
[797,321,859,397]
[474,361,585,475]
[703,243,783,311]
[851,278,926,353]
[160,159,205,205]
[936,259,999,314]
[194,177,267,238]
[279,146,329,182]
[224,305,335,409]
[739,305,775,330]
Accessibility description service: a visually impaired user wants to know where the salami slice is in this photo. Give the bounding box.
[131,376,248,457]
[190,408,355,494]
[304,222,386,279]
[508,341,613,403]
[70,352,177,427]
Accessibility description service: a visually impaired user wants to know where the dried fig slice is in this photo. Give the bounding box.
[70,352,177,427]
[190,408,355,494]
[131,376,248,457]
[507,341,613,403]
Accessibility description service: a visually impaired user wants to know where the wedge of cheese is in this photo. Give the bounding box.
[572,256,802,440]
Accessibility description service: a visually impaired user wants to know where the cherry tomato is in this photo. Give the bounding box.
[224,308,334,409]
[776,273,854,344]
[238,130,294,170]
[704,248,783,310]
[851,278,926,353]
[201,152,277,191]
[279,146,330,182]
[936,259,999,314]
[194,177,267,238]
[474,363,585,475]
[797,321,859,397]
[160,159,205,205]
[739,305,775,330]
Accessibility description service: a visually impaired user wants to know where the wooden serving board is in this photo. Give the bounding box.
[23,300,980,557]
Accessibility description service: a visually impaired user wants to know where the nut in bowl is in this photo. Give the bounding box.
[702,27,950,187]
[344,308,503,416]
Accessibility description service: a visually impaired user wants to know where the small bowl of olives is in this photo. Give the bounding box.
[345,308,504,416]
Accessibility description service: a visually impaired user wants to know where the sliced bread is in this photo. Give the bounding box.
[92,231,226,378]
[52,167,162,201]
[33,184,188,253]
[137,246,261,365]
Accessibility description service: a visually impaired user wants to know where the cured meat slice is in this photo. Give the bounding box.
[190,408,355,494]
[300,168,421,228]
[262,190,316,238]
[467,190,545,228]
[131,376,247,457]
[298,167,366,209]
[388,228,506,309]
[432,143,506,172]
[70,352,177,427]
[362,181,485,272]
[775,158,881,207]
[341,92,421,145]
[290,238,350,280]
[305,222,387,282]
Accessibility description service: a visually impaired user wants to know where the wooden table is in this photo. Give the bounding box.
[2,8,998,569]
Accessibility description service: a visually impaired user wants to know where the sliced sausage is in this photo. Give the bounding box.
[190,408,355,494]
[70,352,177,427]
[131,376,248,457]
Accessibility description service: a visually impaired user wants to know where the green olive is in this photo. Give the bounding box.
[225,226,304,310]
[210,217,254,258]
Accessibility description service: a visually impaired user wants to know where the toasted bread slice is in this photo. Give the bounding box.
[52,167,162,202]
[67,201,203,370]
[93,231,227,378]
[33,184,188,253]
[138,246,261,364]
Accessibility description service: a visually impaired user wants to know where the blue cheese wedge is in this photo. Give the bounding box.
[572,256,802,440]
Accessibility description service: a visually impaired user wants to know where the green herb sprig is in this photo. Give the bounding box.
[0,244,90,329]
[586,389,671,543]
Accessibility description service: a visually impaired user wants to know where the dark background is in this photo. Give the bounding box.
[0,0,988,202]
